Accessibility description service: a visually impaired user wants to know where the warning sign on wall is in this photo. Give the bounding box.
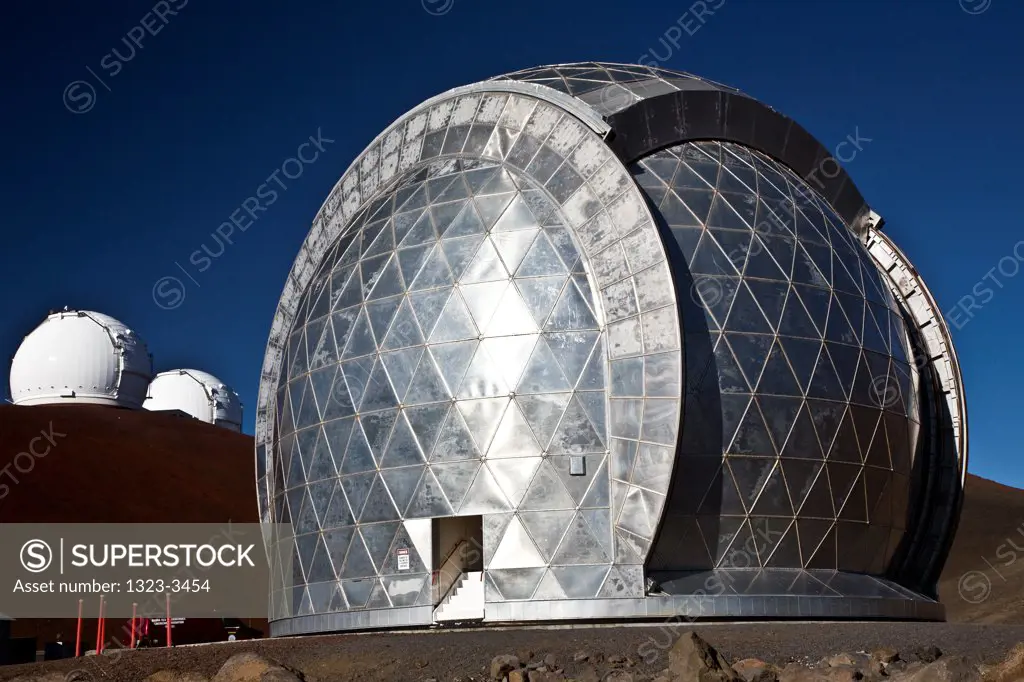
[397,548,410,571]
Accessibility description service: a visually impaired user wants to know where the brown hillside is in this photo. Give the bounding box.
[0,404,260,643]
[939,473,1024,623]
[0,404,257,523]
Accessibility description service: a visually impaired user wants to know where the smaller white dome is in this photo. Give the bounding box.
[10,310,153,408]
[144,369,243,432]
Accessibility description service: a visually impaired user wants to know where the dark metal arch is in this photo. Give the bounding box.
[606,85,967,613]
[604,88,873,230]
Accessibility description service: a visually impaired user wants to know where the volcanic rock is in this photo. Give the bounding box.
[491,655,520,681]
[145,673,211,682]
[891,656,978,681]
[979,642,1024,681]
[526,671,563,682]
[667,632,739,681]
[825,654,869,669]
[731,658,778,682]
[212,652,303,681]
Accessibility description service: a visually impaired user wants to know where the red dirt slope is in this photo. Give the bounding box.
[0,403,260,643]
[0,404,257,523]
[939,473,1024,623]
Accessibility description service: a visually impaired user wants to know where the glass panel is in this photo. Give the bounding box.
[379,416,425,469]
[441,235,484,281]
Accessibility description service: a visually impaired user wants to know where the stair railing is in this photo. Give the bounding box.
[433,539,471,608]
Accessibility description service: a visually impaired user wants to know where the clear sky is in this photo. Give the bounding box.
[2,0,1022,486]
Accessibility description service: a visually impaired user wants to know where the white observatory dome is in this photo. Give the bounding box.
[144,369,243,431]
[9,310,154,408]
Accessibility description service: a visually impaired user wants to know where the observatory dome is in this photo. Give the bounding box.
[255,63,967,634]
[144,369,243,432]
[10,310,153,409]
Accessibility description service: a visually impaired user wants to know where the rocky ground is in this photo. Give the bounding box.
[3,623,1024,682]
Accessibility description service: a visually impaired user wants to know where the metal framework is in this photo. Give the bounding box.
[256,63,967,635]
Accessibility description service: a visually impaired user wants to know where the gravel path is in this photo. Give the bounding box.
[3,621,1024,682]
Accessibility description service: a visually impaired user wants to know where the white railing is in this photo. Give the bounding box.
[433,539,471,607]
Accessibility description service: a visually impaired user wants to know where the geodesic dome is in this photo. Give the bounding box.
[255,63,967,635]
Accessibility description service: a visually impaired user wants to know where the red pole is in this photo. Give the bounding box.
[100,599,107,654]
[165,593,171,648]
[130,602,137,649]
[96,595,104,654]
[75,599,83,657]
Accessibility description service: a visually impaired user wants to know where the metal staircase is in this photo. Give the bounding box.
[433,571,484,622]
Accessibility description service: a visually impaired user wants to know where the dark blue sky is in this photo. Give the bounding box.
[3,0,1022,486]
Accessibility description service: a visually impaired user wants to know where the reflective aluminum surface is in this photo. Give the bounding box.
[257,87,682,621]
[257,63,962,632]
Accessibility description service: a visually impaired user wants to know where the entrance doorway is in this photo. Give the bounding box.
[432,515,484,622]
